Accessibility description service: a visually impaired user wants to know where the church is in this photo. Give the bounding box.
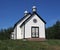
[11,6,46,41]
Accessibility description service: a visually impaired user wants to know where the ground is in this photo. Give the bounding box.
[0,39,60,50]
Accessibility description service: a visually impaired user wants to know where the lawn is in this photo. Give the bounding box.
[0,39,60,50]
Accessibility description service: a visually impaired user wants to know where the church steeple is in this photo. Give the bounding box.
[32,6,37,12]
[24,11,28,16]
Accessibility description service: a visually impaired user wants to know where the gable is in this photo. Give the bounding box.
[13,13,31,29]
[20,12,46,27]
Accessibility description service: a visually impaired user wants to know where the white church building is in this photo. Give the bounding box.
[11,6,46,41]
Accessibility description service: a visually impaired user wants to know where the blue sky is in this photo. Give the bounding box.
[0,0,60,29]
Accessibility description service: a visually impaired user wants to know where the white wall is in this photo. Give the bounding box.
[25,14,45,38]
[16,25,22,39]
[13,26,17,39]
[21,25,25,39]
[13,14,31,39]
[16,24,25,39]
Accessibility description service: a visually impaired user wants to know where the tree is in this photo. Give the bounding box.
[0,27,13,40]
[46,20,60,39]
[53,21,60,39]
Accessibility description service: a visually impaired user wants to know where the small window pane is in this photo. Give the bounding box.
[36,28,38,33]
[36,35,38,37]
[32,28,35,33]
[32,34,35,37]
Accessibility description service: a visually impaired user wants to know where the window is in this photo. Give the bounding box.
[31,27,39,38]
[33,19,37,23]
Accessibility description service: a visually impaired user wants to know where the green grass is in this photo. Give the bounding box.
[0,39,60,50]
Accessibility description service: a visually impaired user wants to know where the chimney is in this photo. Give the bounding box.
[32,6,37,12]
[24,11,28,16]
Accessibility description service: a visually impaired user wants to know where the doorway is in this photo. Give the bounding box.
[31,27,39,38]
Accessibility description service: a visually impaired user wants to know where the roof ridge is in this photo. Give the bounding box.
[13,13,31,29]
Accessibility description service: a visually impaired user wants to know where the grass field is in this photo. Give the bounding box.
[0,39,60,50]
